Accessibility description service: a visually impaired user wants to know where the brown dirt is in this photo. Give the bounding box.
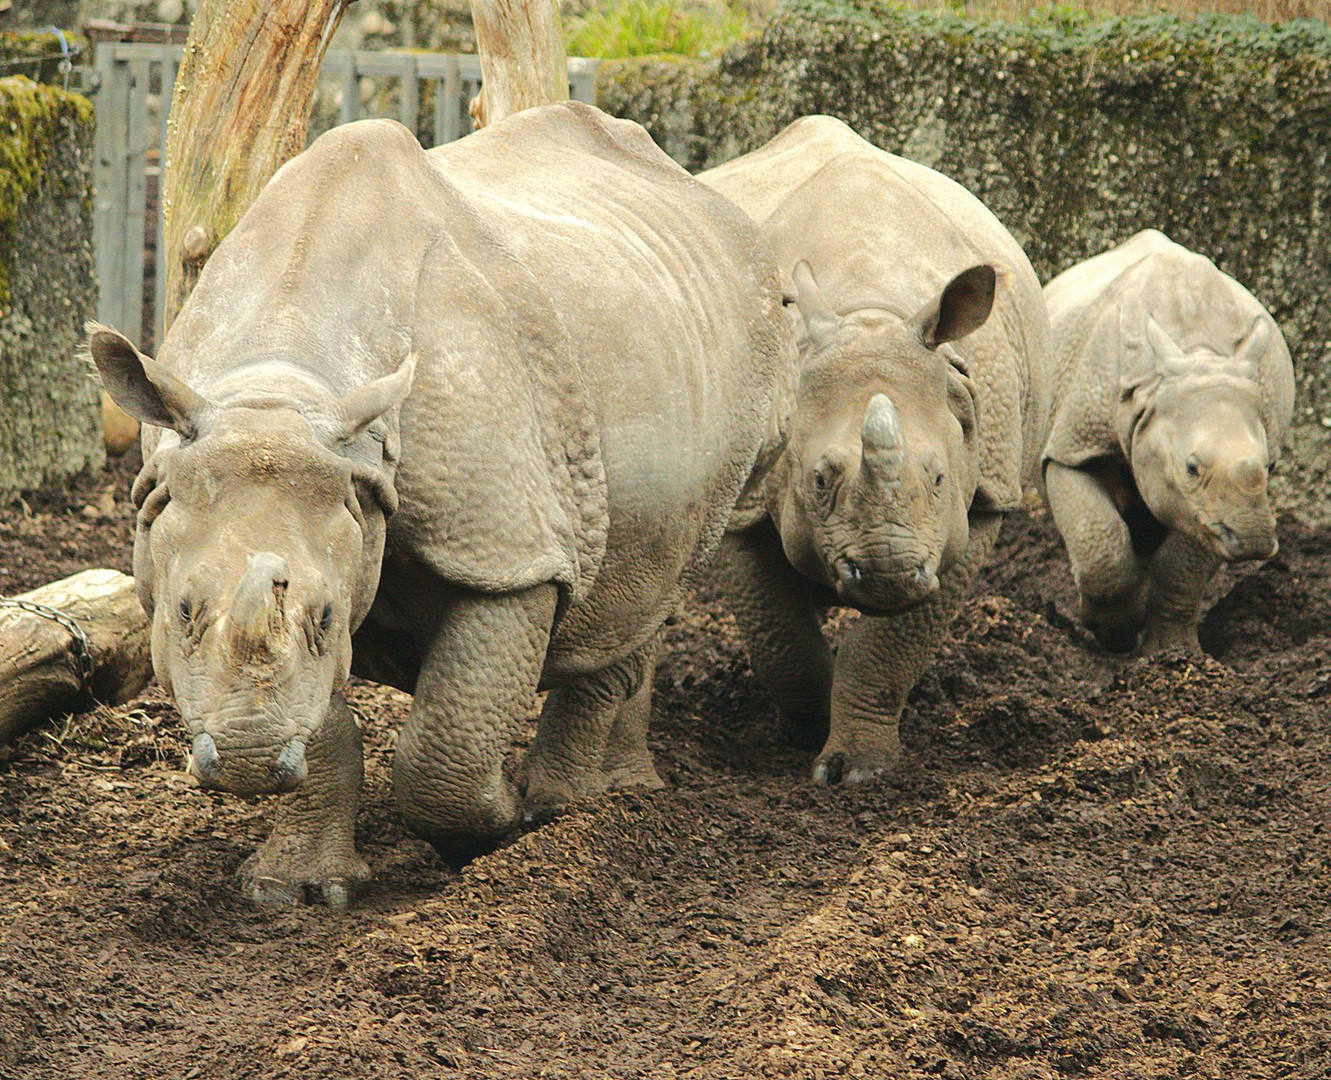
[1,456,1328,1079]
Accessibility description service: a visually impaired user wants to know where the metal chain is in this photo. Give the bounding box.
[0,597,96,694]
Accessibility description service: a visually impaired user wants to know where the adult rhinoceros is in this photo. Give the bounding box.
[698,116,1053,786]
[90,102,789,907]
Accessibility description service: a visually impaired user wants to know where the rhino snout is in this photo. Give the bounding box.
[189,730,309,793]
[836,557,939,614]
[1208,516,1277,562]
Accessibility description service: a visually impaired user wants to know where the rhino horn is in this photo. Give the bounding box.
[861,393,906,487]
[228,553,290,652]
[790,261,843,351]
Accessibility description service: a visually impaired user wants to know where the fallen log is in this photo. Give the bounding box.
[0,569,152,749]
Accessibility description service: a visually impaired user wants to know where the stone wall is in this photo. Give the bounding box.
[600,8,1331,433]
[0,73,102,501]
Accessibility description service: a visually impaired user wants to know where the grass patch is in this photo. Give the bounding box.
[566,0,756,58]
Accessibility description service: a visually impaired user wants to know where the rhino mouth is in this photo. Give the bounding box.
[1206,521,1277,562]
[188,730,309,796]
[834,558,939,615]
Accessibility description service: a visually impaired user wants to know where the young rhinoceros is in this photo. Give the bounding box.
[697,116,1052,785]
[89,102,790,907]
[1042,229,1294,654]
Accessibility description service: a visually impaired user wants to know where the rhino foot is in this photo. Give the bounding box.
[603,763,666,792]
[1139,623,1203,657]
[520,763,664,825]
[812,748,894,786]
[778,707,831,752]
[239,848,370,911]
[1087,620,1142,655]
[520,772,605,825]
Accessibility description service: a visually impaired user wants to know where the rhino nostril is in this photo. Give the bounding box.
[273,738,308,788]
[191,732,222,784]
[840,559,862,585]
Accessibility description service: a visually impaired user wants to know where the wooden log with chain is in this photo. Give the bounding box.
[0,570,152,749]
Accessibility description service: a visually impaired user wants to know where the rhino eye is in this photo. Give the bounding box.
[319,604,334,633]
[1185,459,1201,479]
[934,471,945,489]
[178,598,192,623]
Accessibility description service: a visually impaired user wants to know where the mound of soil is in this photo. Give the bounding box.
[1,457,1328,1078]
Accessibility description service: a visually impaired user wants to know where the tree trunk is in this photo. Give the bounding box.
[161,0,351,329]
[0,570,152,749]
[468,0,569,130]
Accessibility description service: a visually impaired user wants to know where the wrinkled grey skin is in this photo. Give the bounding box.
[90,102,788,908]
[698,116,1052,785]
[1042,229,1295,654]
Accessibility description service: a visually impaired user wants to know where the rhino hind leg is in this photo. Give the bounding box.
[521,635,663,821]
[1141,531,1220,655]
[393,584,557,859]
[1045,460,1149,653]
[239,692,369,910]
[713,522,833,750]
[816,512,1003,786]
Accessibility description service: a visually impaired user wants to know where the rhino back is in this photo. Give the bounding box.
[1043,230,1294,468]
[701,115,1052,512]
[412,102,786,662]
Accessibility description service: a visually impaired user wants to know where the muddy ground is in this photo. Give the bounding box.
[0,451,1328,1079]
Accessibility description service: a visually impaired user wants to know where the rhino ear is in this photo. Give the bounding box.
[1233,315,1272,379]
[917,265,996,350]
[87,323,213,437]
[1144,314,1189,378]
[790,261,843,351]
[332,356,416,441]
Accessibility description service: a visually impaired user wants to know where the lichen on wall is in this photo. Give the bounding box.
[0,74,102,501]
[599,8,1331,430]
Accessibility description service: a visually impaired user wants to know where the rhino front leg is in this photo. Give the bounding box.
[393,584,557,858]
[522,636,662,819]
[714,520,833,750]
[602,638,665,792]
[239,692,369,911]
[815,512,1002,785]
[1141,531,1220,655]
[1045,460,1148,653]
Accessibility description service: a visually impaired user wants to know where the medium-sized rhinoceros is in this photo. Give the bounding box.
[1042,229,1294,654]
[697,116,1053,784]
[89,101,790,907]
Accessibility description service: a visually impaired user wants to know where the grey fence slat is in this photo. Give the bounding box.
[92,46,126,328]
[434,55,460,147]
[338,55,358,126]
[154,55,178,345]
[121,58,150,344]
[398,54,419,134]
